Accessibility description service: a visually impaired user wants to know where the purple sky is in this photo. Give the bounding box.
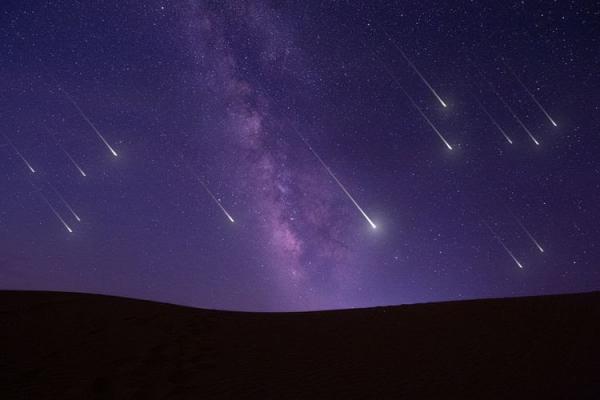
[1,1,599,310]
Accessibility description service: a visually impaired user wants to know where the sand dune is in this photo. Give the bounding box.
[2,290,600,398]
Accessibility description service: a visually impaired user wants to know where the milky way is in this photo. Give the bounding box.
[1,1,599,311]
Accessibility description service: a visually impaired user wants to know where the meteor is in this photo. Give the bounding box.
[55,84,118,157]
[293,127,377,229]
[501,59,558,127]
[472,94,513,144]
[484,221,524,269]
[178,157,235,223]
[36,190,73,233]
[2,133,36,173]
[511,214,544,253]
[47,182,81,222]
[44,126,87,177]
[382,30,447,108]
[373,53,453,150]
[198,179,235,223]
[478,71,540,146]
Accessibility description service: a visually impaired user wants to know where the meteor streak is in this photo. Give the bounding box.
[47,183,81,222]
[472,94,513,144]
[373,53,453,150]
[36,190,73,233]
[293,127,377,229]
[478,71,540,146]
[484,221,523,269]
[198,179,235,223]
[45,126,87,177]
[382,30,447,108]
[501,59,558,127]
[178,156,235,223]
[55,84,118,157]
[512,214,544,253]
[2,133,36,173]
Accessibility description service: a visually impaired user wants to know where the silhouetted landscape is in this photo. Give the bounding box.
[2,290,600,398]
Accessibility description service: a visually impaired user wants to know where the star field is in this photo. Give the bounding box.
[1,1,599,311]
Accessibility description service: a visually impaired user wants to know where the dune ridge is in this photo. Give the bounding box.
[2,290,600,399]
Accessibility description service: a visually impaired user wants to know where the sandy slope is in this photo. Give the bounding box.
[2,290,600,399]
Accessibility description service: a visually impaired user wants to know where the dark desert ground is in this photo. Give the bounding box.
[2,290,600,398]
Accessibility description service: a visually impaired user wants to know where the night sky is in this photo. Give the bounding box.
[1,1,599,311]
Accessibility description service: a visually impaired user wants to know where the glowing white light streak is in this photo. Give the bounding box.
[2,133,35,173]
[38,191,73,233]
[179,157,235,223]
[502,59,557,127]
[45,126,87,176]
[57,85,118,157]
[485,221,524,269]
[513,215,544,253]
[383,30,447,108]
[48,183,81,222]
[480,73,540,146]
[294,128,377,229]
[472,94,513,144]
[198,180,235,223]
[373,54,453,150]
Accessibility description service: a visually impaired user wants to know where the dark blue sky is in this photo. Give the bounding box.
[1,1,599,311]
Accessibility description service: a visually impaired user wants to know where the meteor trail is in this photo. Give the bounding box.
[178,156,235,223]
[477,70,540,146]
[511,214,544,253]
[197,179,235,223]
[44,126,87,177]
[35,189,73,233]
[373,53,453,150]
[2,133,36,173]
[55,83,118,157]
[472,94,513,144]
[293,127,377,229]
[484,221,524,269]
[382,30,447,108]
[47,183,81,222]
[501,59,558,127]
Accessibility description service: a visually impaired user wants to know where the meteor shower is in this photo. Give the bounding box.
[2,2,599,398]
